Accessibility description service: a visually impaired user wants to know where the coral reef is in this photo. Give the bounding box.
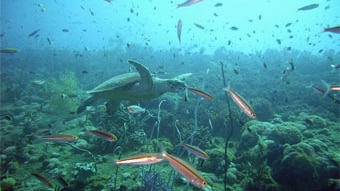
[0,177,16,191]
[272,142,326,191]
[74,162,96,184]
[45,71,80,118]
[252,97,274,121]
[266,122,303,145]
[141,170,172,191]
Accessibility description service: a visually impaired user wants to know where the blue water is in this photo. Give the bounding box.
[1,1,339,191]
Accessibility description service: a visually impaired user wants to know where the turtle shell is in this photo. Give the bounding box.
[87,72,140,99]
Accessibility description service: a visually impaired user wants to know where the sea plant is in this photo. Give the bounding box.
[141,169,172,191]
[45,71,80,118]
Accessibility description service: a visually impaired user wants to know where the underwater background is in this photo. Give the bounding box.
[0,0,339,191]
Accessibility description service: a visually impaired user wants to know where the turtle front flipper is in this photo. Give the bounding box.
[77,96,98,114]
[127,59,153,91]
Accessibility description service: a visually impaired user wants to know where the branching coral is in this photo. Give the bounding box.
[45,71,80,118]
[141,169,172,191]
[237,134,280,191]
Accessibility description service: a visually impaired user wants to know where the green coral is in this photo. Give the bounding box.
[238,135,280,191]
[252,98,274,121]
[272,142,327,191]
[1,177,16,191]
[267,123,303,145]
[297,113,327,129]
[45,71,80,118]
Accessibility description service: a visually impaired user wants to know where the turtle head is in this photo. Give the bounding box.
[166,79,187,93]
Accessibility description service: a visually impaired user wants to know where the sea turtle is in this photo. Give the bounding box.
[77,59,191,114]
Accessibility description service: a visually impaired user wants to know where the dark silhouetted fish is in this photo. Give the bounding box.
[177,19,182,43]
[0,48,18,53]
[276,39,281,45]
[214,3,223,7]
[323,26,340,34]
[28,29,40,37]
[230,26,238,30]
[297,3,319,11]
[193,23,205,29]
[285,23,292,27]
[177,0,203,8]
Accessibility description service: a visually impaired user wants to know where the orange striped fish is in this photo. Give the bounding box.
[115,154,164,165]
[31,172,54,188]
[88,129,117,142]
[181,143,209,160]
[162,152,210,189]
[225,86,256,119]
[40,134,78,142]
[187,87,213,101]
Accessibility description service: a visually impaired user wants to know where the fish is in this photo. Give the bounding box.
[187,87,213,101]
[233,68,239,74]
[31,172,54,188]
[27,129,51,143]
[193,23,205,30]
[177,19,182,44]
[115,153,164,165]
[306,82,340,104]
[281,59,295,81]
[181,143,209,160]
[89,8,95,16]
[2,114,12,121]
[62,29,69,32]
[323,26,340,34]
[230,26,238,30]
[28,29,40,37]
[127,105,146,114]
[263,63,267,69]
[184,88,189,102]
[214,3,223,7]
[47,37,52,45]
[276,39,281,45]
[289,59,295,71]
[162,151,210,190]
[0,48,18,53]
[330,64,340,69]
[285,23,292,27]
[177,0,203,8]
[32,80,45,85]
[321,80,340,98]
[88,129,117,142]
[297,3,319,11]
[224,86,256,119]
[40,134,78,142]
[306,82,325,96]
